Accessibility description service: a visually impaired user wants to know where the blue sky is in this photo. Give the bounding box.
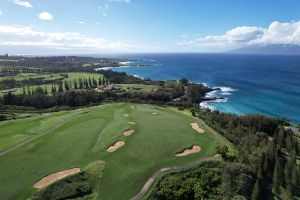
[0,0,300,54]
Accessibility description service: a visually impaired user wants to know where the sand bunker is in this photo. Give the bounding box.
[123,130,135,137]
[106,141,125,152]
[127,122,136,125]
[123,114,129,117]
[152,112,158,115]
[191,123,204,133]
[175,145,201,157]
[33,168,80,189]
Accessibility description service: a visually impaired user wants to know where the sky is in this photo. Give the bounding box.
[0,0,300,54]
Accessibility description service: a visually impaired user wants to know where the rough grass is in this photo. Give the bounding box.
[0,103,226,200]
[115,84,160,93]
[0,73,64,82]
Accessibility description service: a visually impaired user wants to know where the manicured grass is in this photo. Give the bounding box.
[0,109,85,152]
[0,103,225,200]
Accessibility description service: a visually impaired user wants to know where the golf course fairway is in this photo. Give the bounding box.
[0,103,220,200]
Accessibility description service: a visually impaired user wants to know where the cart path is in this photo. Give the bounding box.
[130,155,218,200]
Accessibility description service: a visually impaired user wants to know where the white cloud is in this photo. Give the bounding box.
[178,20,300,51]
[0,11,2,16]
[98,4,109,10]
[13,0,33,8]
[0,25,164,54]
[38,12,54,21]
[110,0,130,3]
[102,12,107,17]
[77,21,86,24]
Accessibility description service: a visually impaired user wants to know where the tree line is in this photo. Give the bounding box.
[195,108,299,199]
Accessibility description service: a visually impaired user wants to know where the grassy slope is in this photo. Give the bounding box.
[0,103,219,200]
[0,73,64,81]
[0,110,85,152]
[115,84,160,93]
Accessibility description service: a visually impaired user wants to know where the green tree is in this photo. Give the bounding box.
[216,145,229,158]
[88,76,92,87]
[79,78,83,89]
[273,163,281,196]
[64,81,70,90]
[58,82,63,92]
[179,78,189,86]
[44,86,48,94]
[22,87,26,95]
[251,179,261,200]
[27,86,31,95]
[74,79,78,89]
[221,166,234,199]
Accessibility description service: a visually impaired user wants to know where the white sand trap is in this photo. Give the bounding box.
[106,141,125,152]
[123,114,129,117]
[175,145,201,157]
[123,130,135,137]
[127,122,136,125]
[33,168,80,189]
[191,123,204,133]
[152,112,158,115]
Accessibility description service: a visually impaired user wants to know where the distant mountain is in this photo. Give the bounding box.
[229,44,300,54]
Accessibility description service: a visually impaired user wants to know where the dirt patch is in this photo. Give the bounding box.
[130,105,135,109]
[123,130,135,137]
[151,112,158,115]
[106,141,125,152]
[175,145,201,157]
[33,168,80,189]
[127,122,136,125]
[123,114,129,117]
[191,123,204,133]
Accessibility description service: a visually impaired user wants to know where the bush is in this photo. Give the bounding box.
[33,172,92,200]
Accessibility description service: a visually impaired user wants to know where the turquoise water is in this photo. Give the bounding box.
[101,53,300,124]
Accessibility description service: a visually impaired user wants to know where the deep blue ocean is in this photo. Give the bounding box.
[97,53,300,124]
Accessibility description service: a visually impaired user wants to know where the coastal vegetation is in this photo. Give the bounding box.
[147,108,299,200]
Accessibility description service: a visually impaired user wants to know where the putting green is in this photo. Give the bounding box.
[0,103,219,200]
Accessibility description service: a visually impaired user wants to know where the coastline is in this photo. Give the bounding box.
[90,55,300,124]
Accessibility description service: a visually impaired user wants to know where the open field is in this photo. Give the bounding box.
[0,103,224,199]
[115,84,160,93]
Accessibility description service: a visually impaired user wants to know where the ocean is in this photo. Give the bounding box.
[97,53,300,124]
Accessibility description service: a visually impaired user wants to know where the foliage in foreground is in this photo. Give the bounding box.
[147,161,253,200]
[32,171,92,200]
[32,161,105,200]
